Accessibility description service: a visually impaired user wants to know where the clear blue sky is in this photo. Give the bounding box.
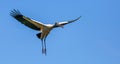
[0,0,120,64]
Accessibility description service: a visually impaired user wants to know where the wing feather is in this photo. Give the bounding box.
[10,9,45,31]
[58,16,81,25]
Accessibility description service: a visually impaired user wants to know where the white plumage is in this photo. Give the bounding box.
[10,9,81,55]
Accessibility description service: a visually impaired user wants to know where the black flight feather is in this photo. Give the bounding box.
[10,9,40,30]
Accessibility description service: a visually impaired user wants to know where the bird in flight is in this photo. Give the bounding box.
[10,9,81,55]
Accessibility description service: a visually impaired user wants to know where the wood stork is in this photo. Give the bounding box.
[10,9,81,55]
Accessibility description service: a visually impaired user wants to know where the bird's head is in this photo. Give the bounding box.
[54,22,64,28]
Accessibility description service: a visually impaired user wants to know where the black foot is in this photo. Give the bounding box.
[42,48,47,55]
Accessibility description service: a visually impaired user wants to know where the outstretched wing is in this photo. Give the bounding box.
[10,9,45,31]
[58,16,81,25]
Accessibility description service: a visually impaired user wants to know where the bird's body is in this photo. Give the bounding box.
[10,9,81,55]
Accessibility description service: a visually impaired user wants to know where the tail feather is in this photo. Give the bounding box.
[36,33,41,39]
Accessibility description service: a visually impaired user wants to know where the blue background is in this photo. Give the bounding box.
[0,0,120,64]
